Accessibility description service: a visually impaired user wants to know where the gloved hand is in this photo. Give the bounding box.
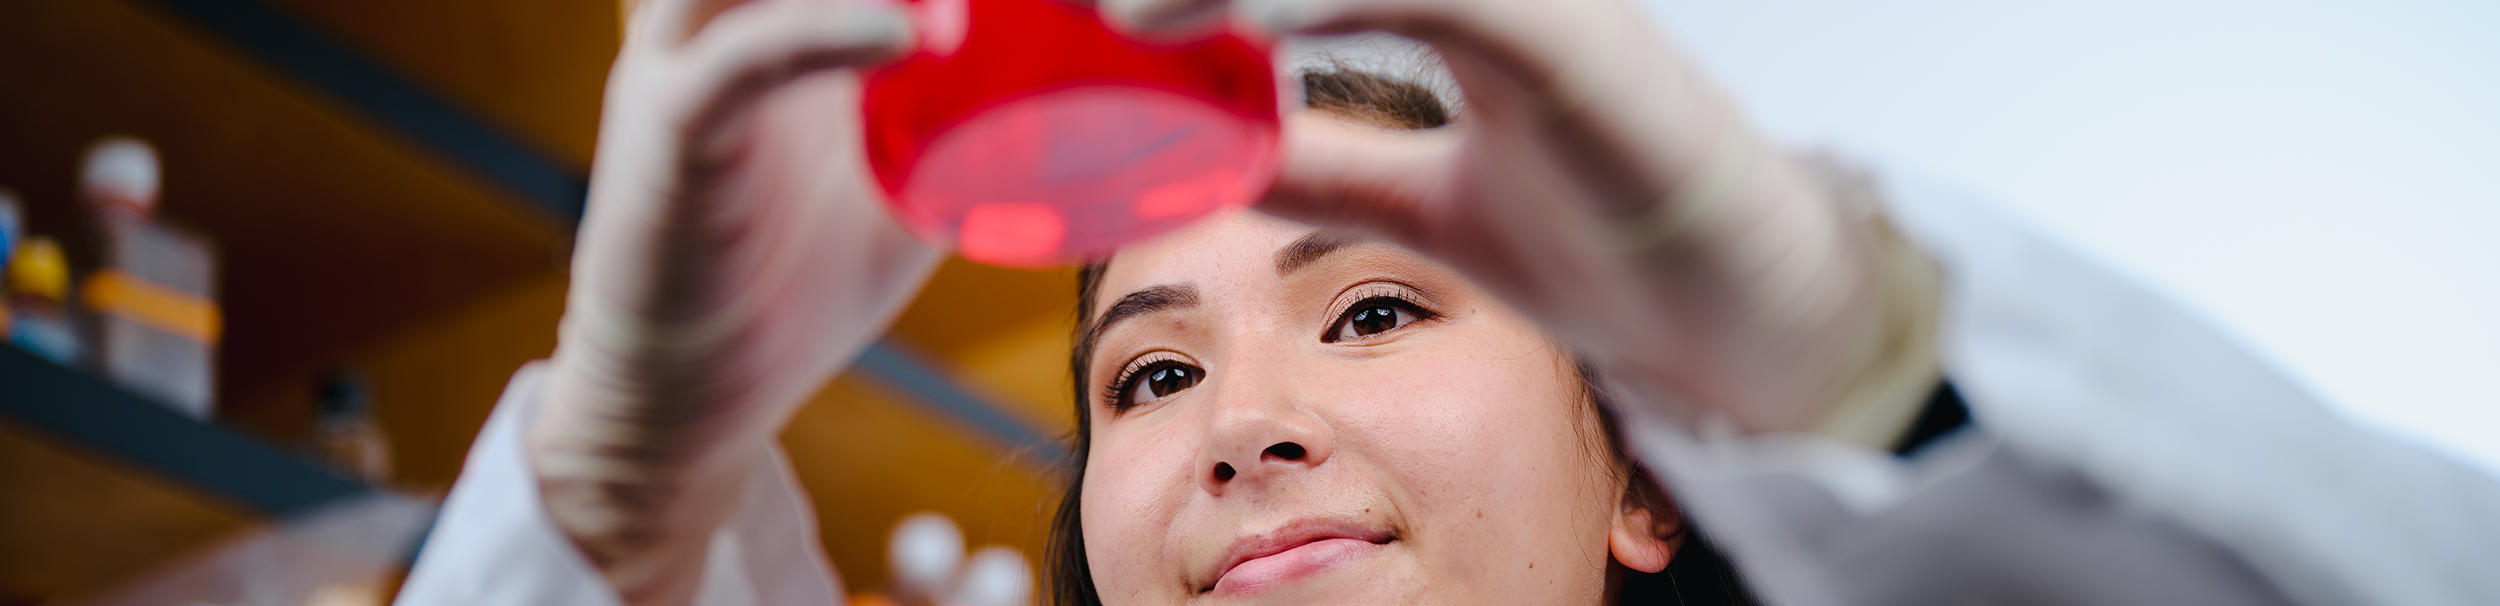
[527,0,943,603]
[1103,0,1908,436]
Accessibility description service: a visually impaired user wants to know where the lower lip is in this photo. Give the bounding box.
[1212,538,1386,596]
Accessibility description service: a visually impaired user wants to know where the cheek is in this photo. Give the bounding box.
[1326,340,1620,594]
[1080,422,1198,603]
[1344,349,1596,506]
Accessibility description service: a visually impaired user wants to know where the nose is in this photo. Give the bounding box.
[1196,358,1333,495]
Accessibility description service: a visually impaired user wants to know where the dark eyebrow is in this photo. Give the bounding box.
[1275,230,1362,275]
[1082,283,1201,356]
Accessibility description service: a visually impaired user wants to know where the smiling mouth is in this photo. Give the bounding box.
[1205,531,1396,597]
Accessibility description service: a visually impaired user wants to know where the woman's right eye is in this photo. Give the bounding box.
[1117,361,1203,409]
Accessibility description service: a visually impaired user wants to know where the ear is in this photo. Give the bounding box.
[1607,498,1683,574]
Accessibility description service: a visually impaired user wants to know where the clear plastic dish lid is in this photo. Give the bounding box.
[863,0,1282,267]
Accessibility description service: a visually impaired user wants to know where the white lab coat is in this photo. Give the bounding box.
[394,175,2500,606]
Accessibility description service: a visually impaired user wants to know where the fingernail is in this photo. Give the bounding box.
[1105,0,1227,38]
[1098,0,1159,30]
[861,9,918,52]
[1234,0,1302,34]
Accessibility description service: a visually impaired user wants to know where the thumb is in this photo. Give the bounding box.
[1258,112,1461,246]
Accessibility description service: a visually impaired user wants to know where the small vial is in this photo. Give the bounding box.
[312,370,393,482]
[863,0,1281,267]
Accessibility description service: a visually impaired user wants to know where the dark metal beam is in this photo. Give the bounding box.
[857,342,1069,463]
[0,345,368,518]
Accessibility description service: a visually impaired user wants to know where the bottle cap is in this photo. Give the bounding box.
[889,512,967,603]
[82,136,161,216]
[8,237,68,302]
[950,546,1034,606]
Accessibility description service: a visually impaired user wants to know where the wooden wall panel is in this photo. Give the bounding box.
[0,421,255,603]
[254,0,618,168]
[350,270,569,492]
[780,377,1060,596]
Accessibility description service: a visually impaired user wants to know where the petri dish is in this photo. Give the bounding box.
[862,0,1281,267]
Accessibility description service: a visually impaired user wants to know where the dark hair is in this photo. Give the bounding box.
[1046,65,1758,606]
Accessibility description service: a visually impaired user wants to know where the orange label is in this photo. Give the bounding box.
[83,269,220,343]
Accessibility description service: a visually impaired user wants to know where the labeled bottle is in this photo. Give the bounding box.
[80,137,222,419]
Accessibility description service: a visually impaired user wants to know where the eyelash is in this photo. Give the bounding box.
[1320,285,1438,343]
[1103,352,1192,413]
[1096,284,1440,413]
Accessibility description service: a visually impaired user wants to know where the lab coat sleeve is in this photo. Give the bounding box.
[1622,174,2500,606]
[395,362,847,606]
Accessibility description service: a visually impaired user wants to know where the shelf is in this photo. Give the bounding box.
[0,344,370,518]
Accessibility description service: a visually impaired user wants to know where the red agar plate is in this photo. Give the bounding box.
[863,0,1282,267]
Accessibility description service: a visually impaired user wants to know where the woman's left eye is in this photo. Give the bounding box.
[1326,297,1431,342]
[1112,359,1204,411]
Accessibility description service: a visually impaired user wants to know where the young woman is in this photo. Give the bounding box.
[397,0,2500,604]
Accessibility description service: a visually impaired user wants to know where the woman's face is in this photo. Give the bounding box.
[1079,210,1652,605]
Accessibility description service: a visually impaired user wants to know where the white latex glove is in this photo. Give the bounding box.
[528,0,944,604]
[1104,0,1899,436]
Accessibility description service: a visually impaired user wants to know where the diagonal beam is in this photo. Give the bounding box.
[856,342,1069,463]
[0,345,368,518]
[134,0,587,220]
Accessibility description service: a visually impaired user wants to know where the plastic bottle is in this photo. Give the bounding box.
[0,188,20,339]
[312,370,393,482]
[0,187,20,269]
[7,236,81,365]
[80,136,221,418]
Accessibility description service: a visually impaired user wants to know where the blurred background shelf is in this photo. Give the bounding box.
[0,0,1083,602]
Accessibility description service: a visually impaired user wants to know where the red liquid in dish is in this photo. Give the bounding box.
[863,0,1281,267]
